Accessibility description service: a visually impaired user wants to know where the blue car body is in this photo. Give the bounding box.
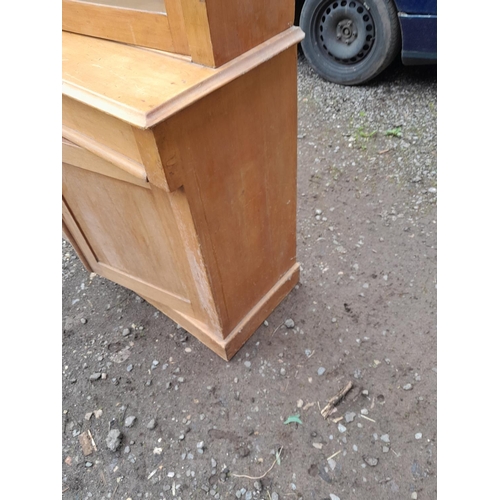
[394,0,437,64]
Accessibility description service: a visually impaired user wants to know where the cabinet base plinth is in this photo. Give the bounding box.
[144,263,300,360]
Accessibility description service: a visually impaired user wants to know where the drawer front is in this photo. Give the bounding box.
[62,95,177,192]
[62,138,149,188]
[63,95,143,161]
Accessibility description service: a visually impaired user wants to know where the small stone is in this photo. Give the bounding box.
[338,423,347,433]
[80,318,87,324]
[345,412,356,423]
[403,383,413,391]
[85,461,93,467]
[297,399,304,408]
[280,368,286,375]
[428,187,437,194]
[331,318,337,323]
[89,373,101,381]
[415,432,423,440]
[211,458,217,468]
[411,493,418,499]
[284,319,295,329]
[146,419,156,430]
[106,429,122,452]
[328,459,336,471]
[271,494,279,500]
[363,456,379,467]
[381,434,390,443]
[167,472,175,478]
[382,446,390,453]
[126,364,133,372]
[153,447,162,455]
[318,367,326,376]
[312,443,323,450]
[330,495,340,500]
[361,408,368,415]
[244,361,251,368]
[197,441,204,449]
[178,377,185,383]
[124,416,137,428]
[122,328,131,337]
[264,320,269,326]
[245,492,252,500]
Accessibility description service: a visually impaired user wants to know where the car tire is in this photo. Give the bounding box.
[299,0,401,85]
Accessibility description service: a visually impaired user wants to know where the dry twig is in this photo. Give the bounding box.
[327,450,342,460]
[321,381,353,419]
[360,414,376,423]
[271,322,284,338]
[231,447,283,480]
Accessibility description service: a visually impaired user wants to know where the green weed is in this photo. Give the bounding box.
[385,127,402,138]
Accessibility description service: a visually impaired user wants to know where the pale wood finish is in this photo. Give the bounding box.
[62,0,183,54]
[183,0,295,67]
[152,47,299,335]
[62,138,149,187]
[63,164,189,299]
[62,29,302,359]
[179,0,215,67]
[62,0,294,67]
[148,263,300,360]
[62,95,143,163]
[62,28,304,128]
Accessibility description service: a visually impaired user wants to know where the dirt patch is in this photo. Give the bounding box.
[62,57,436,499]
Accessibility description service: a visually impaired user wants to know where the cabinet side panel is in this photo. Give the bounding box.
[205,0,295,66]
[154,47,298,334]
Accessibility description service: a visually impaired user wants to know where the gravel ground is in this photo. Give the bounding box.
[62,54,437,499]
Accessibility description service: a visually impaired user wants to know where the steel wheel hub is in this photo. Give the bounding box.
[318,1,376,64]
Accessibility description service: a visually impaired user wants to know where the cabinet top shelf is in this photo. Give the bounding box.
[62,28,304,129]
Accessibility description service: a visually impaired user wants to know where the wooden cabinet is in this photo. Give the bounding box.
[62,0,295,67]
[62,7,303,360]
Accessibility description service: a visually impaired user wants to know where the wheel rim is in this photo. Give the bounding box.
[317,1,376,65]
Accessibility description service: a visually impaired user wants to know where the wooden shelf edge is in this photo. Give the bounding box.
[144,27,304,128]
[62,27,304,129]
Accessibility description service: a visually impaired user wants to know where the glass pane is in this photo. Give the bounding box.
[79,0,166,14]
